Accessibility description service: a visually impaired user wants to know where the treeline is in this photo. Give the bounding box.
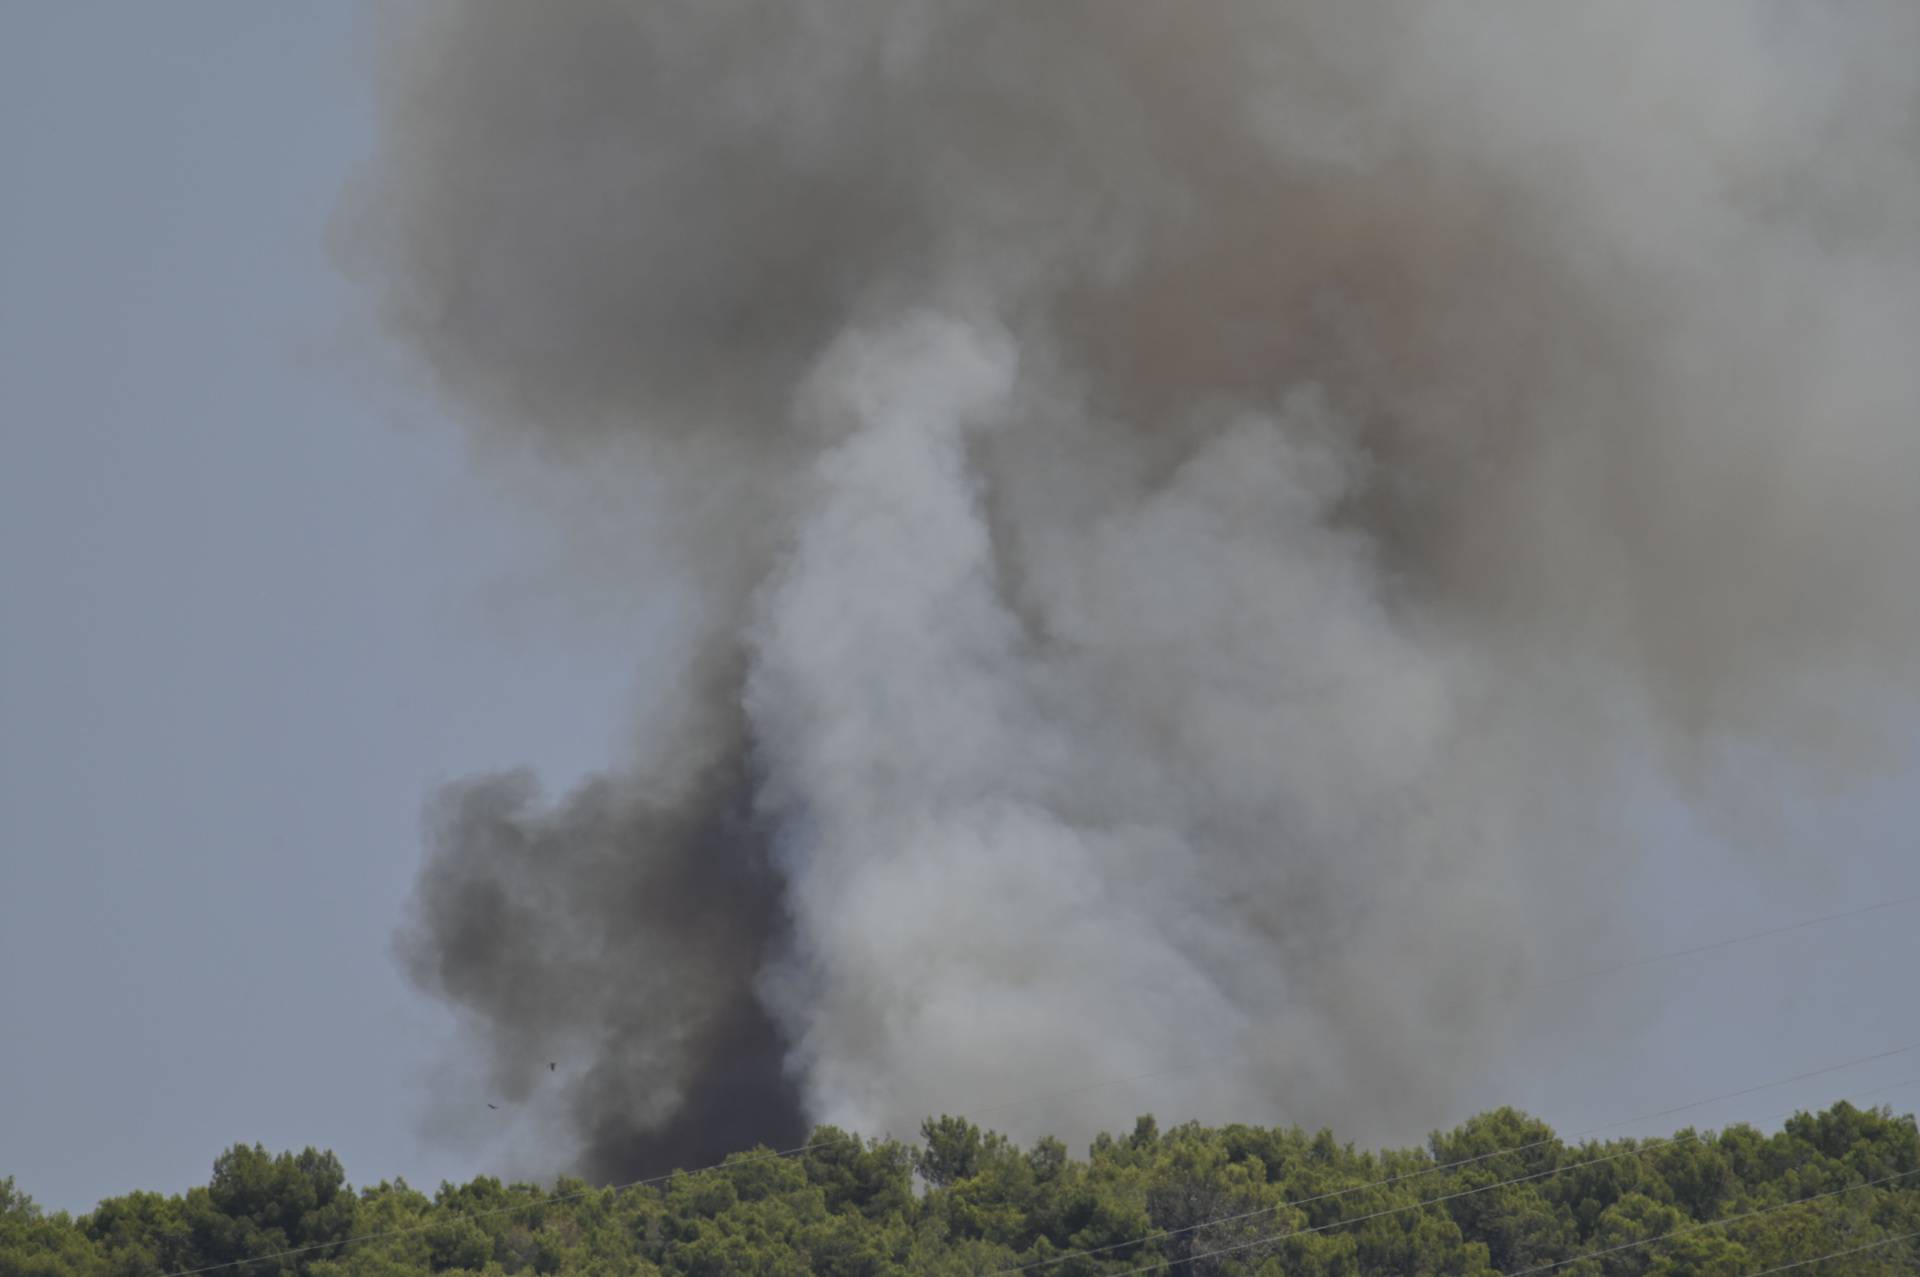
[6,1102,1919,1276]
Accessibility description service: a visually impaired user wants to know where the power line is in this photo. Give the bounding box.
[150,892,1920,1277]
[1541,889,1920,987]
[157,1054,1919,1277]
[1112,1153,1920,1276]
[1741,1227,1920,1276]
[999,1050,1920,1273]
[1012,1077,1919,1273]
[976,888,1920,1270]
[1107,1129,1726,1274]
[1504,1165,1920,1277]
[152,1068,1920,1277]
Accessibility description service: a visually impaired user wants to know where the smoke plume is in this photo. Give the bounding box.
[342,2,1920,1178]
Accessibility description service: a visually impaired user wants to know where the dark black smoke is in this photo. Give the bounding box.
[401,741,804,1176]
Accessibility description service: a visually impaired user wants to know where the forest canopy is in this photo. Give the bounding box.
[6,1102,1919,1276]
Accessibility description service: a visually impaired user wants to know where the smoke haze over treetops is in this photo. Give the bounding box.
[339,2,1920,1180]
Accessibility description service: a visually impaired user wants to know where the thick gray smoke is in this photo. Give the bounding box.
[343,1,1920,1178]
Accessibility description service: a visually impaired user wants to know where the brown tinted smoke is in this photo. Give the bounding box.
[342,2,1920,1179]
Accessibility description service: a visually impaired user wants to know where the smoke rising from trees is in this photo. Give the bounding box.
[340,1,1920,1179]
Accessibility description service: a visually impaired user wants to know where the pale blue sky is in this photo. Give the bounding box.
[0,5,649,1212]
[2,2,1915,1219]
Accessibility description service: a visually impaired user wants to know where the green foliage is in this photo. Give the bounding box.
[7,1103,1920,1277]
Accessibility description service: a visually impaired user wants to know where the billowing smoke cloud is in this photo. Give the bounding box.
[342,1,1920,1178]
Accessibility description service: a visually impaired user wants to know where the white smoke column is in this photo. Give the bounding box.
[748,315,1485,1139]
[342,1,1920,1172]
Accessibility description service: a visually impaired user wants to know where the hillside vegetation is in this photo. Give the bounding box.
[6,1103,1918,1276]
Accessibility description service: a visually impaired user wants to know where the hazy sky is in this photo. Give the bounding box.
[0,5,656,1212]
[3,3,1916,1218]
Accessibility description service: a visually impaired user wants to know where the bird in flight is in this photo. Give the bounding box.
[548,1062,556,1072]
[487,1103,498,1110]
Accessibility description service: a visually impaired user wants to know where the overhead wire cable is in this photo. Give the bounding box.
[1502,1164,1920,1277]
[151,890,1920,1277]
[1109,1156,1920,1275]
[998,1051,1920,1273]
[1738,1227,1920,1276]
[1541,888,1920,987]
